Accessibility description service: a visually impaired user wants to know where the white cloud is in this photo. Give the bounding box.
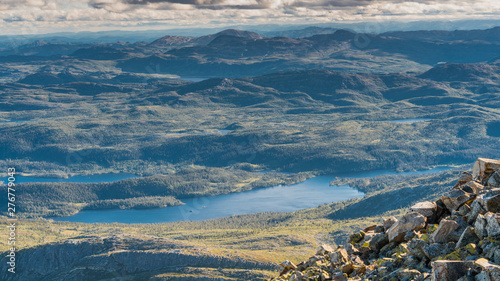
[0,0,499,35]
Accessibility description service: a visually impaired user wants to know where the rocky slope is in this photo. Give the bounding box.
[0,234,277,280]
[269,158,500,281]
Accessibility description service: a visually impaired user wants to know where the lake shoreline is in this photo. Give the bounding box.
[51,165,456,224]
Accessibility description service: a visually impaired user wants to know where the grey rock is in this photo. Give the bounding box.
[423,243,446,260]
[483,194,500,213]
[369,233,389,250]
[458,204,471,216]
[332,272,348,281]
[449,218,470,242]
[329,248,349,264]
[473,158,500,180]
[383,217,398,231]
[442,188,474,212]
[485,212,500,237]
[408,239,427,259]
[411,201,437,218]
[279,260,297,276]
[494,248,500,265]
[387,212,427,242]
[316,244,335,256]
[456,227,480,250]
[432,219,459,243]
[462,181,483,195]
[488,170,500,187]
[468,200,487,225]
[431,260,473,281]
[473,258,500,281]
[454,172,473,189]
[475,214,488,239]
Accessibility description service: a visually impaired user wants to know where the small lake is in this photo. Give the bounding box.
[0,119,33,124]
[180,77,212,82]
[53,166,453,224]
[388,119,431,123]
[2,172,137,184]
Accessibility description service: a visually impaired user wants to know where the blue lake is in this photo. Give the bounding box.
[53,166,453,224]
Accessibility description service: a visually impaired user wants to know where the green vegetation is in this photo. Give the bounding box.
[83,196,182,210]
[1,169,458,264]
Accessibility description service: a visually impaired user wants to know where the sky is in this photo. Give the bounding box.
[1,0,500,35]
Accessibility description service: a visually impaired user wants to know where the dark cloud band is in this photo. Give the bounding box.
[89,0,447,11]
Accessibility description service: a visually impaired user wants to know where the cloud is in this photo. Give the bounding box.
[88,0,457,10]
[0,0,500,35]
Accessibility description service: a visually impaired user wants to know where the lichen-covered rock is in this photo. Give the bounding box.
[387,212,427,242]
[349,231,365,244]
[432,219,459,243]
[268,159,500,281]
[408,238,428,259]
[473,258,500,281]
[369,233,389,250]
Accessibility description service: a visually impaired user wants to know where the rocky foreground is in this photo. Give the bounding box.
[269,158,500,281]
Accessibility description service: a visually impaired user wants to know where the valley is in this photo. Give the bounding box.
[0,25,499,280]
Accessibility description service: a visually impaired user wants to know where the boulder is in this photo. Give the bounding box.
[279,260,297,276]
[468,200,487,225]
[341,262,354,274]
[331,272,348,281]
[383,217,398,230]
[484,212,500,237]
[348,231,365,244]
[442,188,474,211]
[432,219,459,243]
[316,244,335,256]
[461,181,483,195]
[488,171,500,187]
[424,243,446,260]
[454,172,473,189]
[407,239,427,259]
[474,214,488,239]
[449,218,470,242]
[473,158,500,180]
[329,248,349,264]
[483,194,500,213]
[387,212,427,242]
[458,204,471,216]
[368,233,389,250]
[455,227,480,250]
[411,201,437,218]
[431,260,473,281]
[473,258,500,281]
[363,225,377,232]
